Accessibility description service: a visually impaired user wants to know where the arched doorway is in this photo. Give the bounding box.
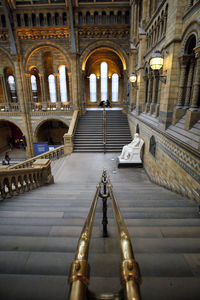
[0,120,25,158]
[35,119,69,145]
[83,48,124,107]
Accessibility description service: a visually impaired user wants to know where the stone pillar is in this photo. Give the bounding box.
[68,72,72,105]
[54,73,61,107]
[176,57,188,107]
[80,70,86,113]
[146,74,153,112]
[39,73,47,109]
[190,48,200,110]
[108,77,112,102]
[25,73,32,110]
[70,54,79,109]
[184,59,195,108]
[0,74,9,110]
[150,72,159,114]
[14,55,34,157]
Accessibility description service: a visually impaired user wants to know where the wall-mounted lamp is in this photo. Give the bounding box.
[150,50,167,84]
[129,72,138,89]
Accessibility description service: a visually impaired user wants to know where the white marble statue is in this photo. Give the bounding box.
[119,133,144,163]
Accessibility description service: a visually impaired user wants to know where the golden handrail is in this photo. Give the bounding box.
[107,176,141,300]
[68,170,141,300]
[68,182,101,300]
[103,107,106,152]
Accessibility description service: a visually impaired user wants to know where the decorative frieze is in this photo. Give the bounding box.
[78,26,129,39]
[17,28,70,40]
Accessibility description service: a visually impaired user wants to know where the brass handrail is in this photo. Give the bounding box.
[103,107,106,153]
[68,182,101,300]
[107,175,141,300]
[68,170,141,300]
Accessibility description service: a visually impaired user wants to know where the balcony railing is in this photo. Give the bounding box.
[29,102,71,112]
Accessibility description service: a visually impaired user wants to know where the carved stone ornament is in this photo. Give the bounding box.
[17,28,70,40]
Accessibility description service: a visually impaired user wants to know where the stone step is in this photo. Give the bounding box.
[0,251,199,278]
[0,236,200,253]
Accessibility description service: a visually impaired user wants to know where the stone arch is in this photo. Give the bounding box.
[33,116,70,141]
[23,42,72,72]
[0,117,24,133]
[180,21,199,55]
[80,40,128,72]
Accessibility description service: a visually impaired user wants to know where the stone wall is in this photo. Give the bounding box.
[128,113,200,203]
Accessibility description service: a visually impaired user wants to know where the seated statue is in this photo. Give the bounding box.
[119,133,144,163]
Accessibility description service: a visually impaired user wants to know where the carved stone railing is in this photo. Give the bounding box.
[0,159,54,201]
[64,110,79,155]
[0,103,21,112]
[29,101,71,112]
[10,145,64,169]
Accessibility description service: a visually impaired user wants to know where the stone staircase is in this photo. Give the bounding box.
[73,109,132,153]
[0,153,200,300]
[105,110,132,152]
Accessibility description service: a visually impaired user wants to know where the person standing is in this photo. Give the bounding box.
[5,152,11,165]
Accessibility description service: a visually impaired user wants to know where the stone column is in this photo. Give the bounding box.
[184,59,195,108]
[80,70,86,113]
[190,49,200,110]
[176,57,188,107]
[150,72,159,114]
[25,73,32,110]
[39,74,47,109]
[172,56,188,125]
[14,55,34,157]
[0,74,9,110]
[68,72,72,106]
[146,74,153,112]
[55,73,61,108]
[70,53,79,109]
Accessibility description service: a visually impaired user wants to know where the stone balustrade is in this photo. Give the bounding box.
[10,145,64,169]
[0,159,54,200]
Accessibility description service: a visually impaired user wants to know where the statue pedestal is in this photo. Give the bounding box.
[117,156,143,168]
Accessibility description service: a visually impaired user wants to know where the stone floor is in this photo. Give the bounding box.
[0,153,200,300]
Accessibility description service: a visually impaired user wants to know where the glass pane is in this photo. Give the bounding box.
[48,74,57,102]
[90,74,97,102]
[112,73,119,102]
[101,62,107,101]
[59,66,68,102]
[8,75,16,91]
[31,75,37,91]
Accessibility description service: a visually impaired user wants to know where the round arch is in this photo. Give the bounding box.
[80,40,128,71]
[23,42,72,72]
[0,119,25,151]
[33,117,70,144]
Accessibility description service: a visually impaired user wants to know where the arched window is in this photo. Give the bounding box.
[63,12,67,25]
[17,14,21,27]
[110,11,114,24]
[79,12,83,25]
[102,11,106,24]
[24,14,29,27]
[8,75,17,102]
[59,65,68,102]
[101,62,108,101]
[32,13,36,27]
[1,15,6,27]
[117,11,122,24]
[55,13,59,25]
[86,12,91,25]
[125,11,129,24]
[39,13,44,26]
[89,74,97,102]
[31,75,38,102]
[31,75,37,92]
[48,74,57,103]
[112,73,119,102]
[47,13,52,26]
[94,12,98,24]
